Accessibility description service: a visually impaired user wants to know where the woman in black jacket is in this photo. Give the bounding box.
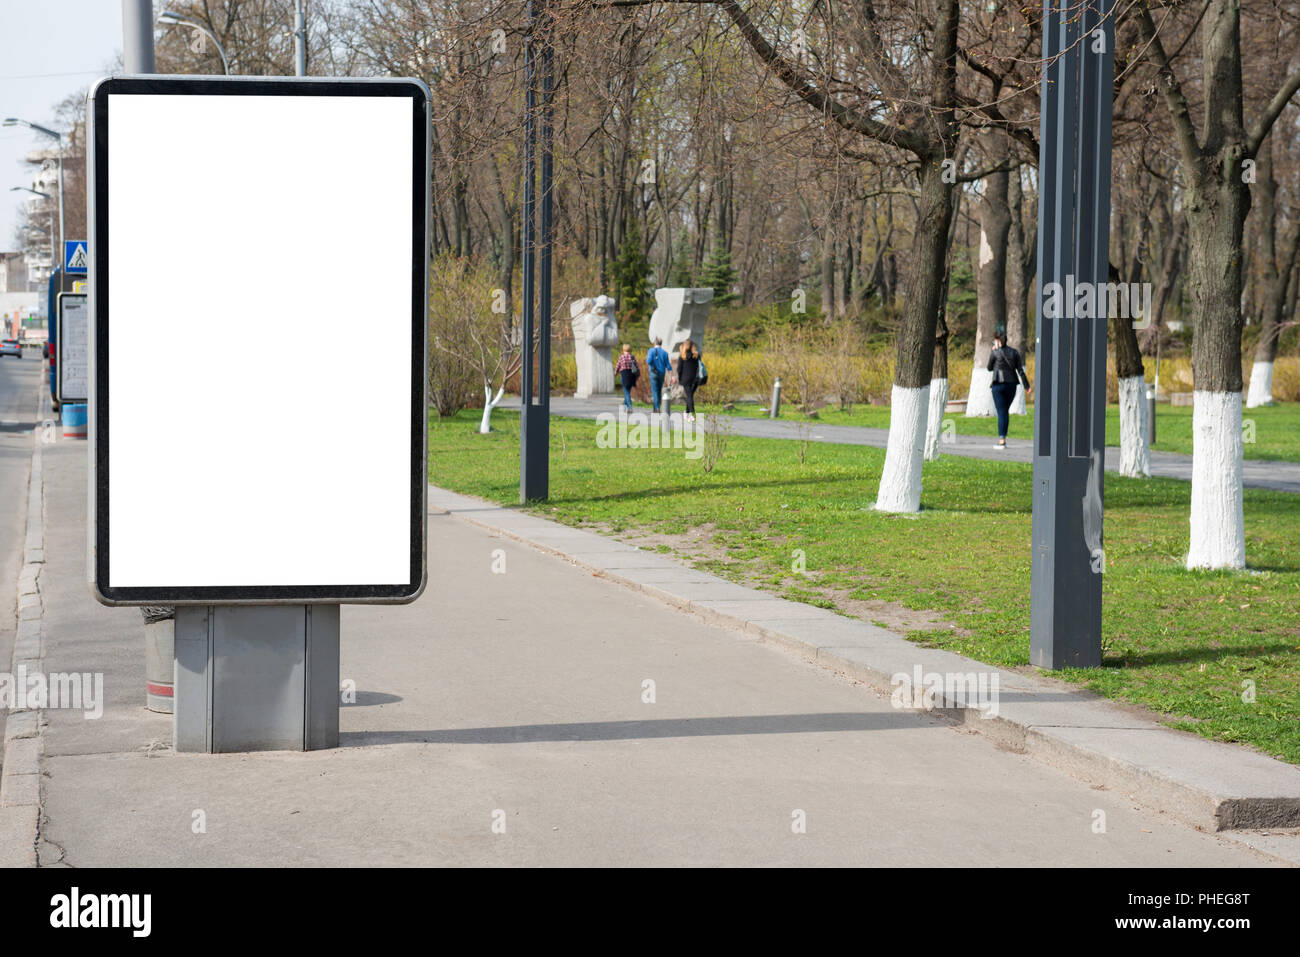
[987,331,1031,448]
[676,339,701,420]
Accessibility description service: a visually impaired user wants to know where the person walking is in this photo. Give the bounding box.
[614,343,639,410]
[987,331,1031,448]
[646,337,671,412]
[677,339,701,420]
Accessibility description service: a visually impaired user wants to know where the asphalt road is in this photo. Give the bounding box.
[0,353,41,756]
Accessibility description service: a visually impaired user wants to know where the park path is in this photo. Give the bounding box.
[538,395,1300,494]
[19,435,1291,866]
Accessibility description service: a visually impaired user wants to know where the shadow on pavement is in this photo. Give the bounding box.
[340,710,935,746]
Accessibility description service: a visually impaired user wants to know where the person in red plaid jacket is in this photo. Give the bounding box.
[614,344,639,410]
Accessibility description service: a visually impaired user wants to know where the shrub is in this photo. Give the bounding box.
[1270,356,1300,401]
[428,254,519,423]
[551,353,577,393]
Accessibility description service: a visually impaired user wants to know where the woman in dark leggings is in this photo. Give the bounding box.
[987,332,1031,448]
[677,339,701,420]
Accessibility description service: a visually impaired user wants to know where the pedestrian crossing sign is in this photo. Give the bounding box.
[64,240,88,273]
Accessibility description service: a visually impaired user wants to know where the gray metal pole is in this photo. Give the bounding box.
[56,150,64,260]
[294,0,306,77]
[519,0,546,501]
[122,0,155,73]
[1028,0,1114,670]
[770,377,782,418]
[123,0,167,709]
[538,1,553,466]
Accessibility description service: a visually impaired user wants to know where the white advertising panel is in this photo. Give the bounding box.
[89,77,428,604]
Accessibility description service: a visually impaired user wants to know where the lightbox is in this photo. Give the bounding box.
[88,76,429,604]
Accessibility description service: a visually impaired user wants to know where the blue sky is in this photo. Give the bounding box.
[0,0,124,247]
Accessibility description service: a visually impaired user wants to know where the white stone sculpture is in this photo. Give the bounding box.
[570,295,619,397]
[648,287,714,357]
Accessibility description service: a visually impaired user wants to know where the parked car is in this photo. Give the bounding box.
[0,338,22,358]
[42,341,49,360]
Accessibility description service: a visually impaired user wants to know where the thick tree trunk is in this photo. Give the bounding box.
[1006,169,1030,416]
[1149,214,1185,334]
[1006,171,1029,353]
[820,213,835,322]
[491,163,515,316]
[876,158,958,510]
[1247,232,1296,405]
[924,314,950,461]
[1184,181,1250,568]
[1117,375,1151,477]
[967,137,1011,418]
[1247,139,1299,406]
[875,0,959,512]
[1189,390,1246,568]
[1286,262,1299,328]
[1110,262,1149,475]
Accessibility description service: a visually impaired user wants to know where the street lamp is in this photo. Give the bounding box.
[10,186,56,279]
[157,10,230,75]
[4,118,64,262]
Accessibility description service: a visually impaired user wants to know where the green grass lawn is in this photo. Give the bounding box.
[691,398,1300,463]
[432,409,1300,763]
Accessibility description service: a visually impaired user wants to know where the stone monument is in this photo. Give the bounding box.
[570,295,619,397]
[648,287,714,357]
[649,288,713,402]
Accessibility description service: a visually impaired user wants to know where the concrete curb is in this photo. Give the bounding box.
[429,483,1300,834]
[1,387,47,868]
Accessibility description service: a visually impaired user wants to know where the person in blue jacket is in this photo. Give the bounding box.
[646,337,671,412]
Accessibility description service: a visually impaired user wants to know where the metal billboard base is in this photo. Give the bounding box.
[173,605,340,752]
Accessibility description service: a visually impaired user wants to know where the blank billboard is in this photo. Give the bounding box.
[89,77,428,604]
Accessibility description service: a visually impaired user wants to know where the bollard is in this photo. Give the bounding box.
[770,377,782,418]
[1147,387,1157,445]
[61,402,87,439]
[662,381,672,421]
[143,606,175,713]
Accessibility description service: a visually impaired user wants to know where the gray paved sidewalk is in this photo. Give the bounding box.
[15,444,1295,865]
[537,395,1300,494]
[429,484,1300,841]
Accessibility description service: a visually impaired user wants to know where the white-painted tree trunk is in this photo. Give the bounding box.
[965,366,995,417]
[876,384,929,512]
[479,385,505,434]
[1187,390,1246,570]
[1009,382,1027,415]
[1117,374,1151,477]
[1245,359,1274,408]
[923,378,949,461]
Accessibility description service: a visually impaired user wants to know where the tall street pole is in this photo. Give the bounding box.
[56,147,64,259]
[1029,0,1115,669]
[122,0,172,711]
[539,2,553,436]
[519,0,551,502]
[123,0,156,73]
[294,0,306,77]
